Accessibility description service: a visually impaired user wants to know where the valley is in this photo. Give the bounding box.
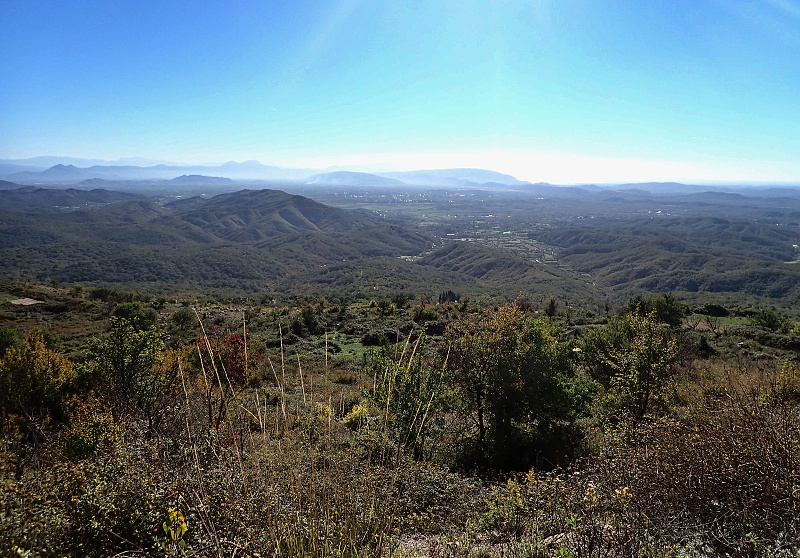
[3,175,800,311]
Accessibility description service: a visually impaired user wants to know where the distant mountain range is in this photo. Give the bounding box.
[307,171,406,188]
[381,168,528,187]
[169,175,234,185]
[3,157,800,196]
[2,161,312,183]
[0,156,181,167]
[1,156,532,189]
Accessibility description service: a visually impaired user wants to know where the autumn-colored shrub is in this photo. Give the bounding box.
[64,396,123,458]
[0,331,76,431]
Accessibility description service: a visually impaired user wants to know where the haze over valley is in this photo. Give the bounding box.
[3,156,800,310]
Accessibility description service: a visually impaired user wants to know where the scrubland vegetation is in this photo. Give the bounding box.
[2,182,800,556]
[2,282,799,557]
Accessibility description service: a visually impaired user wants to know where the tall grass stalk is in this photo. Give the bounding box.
[164,311,401,556]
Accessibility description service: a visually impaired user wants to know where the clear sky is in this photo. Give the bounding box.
[2,0,800,183]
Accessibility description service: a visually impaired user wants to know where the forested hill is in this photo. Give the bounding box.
[0,187,433,292]
[536,216,800,300]
[159,189,373,241]
[0,186,144,210]
[418,242,593,299]
[5,183,800,305]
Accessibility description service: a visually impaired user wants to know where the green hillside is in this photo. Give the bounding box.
[537,216,800,302]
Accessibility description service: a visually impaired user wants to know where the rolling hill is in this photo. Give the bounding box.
[0,186,437,294]
[418,242,599,299]
[0,187,145,210]
[536,217,800,301]
[6,179,800,306]
[160,189,374,241]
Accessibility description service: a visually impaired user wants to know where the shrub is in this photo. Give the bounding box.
[750,308,794,334]
[603,311,679,420]
[343,403,369,430]
[194,327,256,387]
[0,331,76,430]
[0,326,21,358]
[88,317,165,422]
[413,305,438,322]
[361,330,390,347]
[626,292,685,327]
[64,396,123,458]
[1,444,168,556]
[367,338,448,459]
[445,304,593,470]
[376,299,394,316]
[697,303,729,317]
[392,292,411,310]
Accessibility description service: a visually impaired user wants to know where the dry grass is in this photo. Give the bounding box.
[3,309,800,557]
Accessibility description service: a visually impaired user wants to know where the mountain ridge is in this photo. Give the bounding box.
[4,158,533,189]
[0,186,434,291]
[307,171,406,187]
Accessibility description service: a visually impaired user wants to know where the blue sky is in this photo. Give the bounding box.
[2,0,800,183]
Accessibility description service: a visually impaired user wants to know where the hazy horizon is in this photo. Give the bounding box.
[3,1,800,184]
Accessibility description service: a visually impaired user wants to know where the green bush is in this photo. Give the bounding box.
[113,302,159,331]
[445,304,593,470]
[626,292,685,327]
[88,317,165,422]
[64,397,123,458]
[171,306,195,329]
[750,308,794,334]
[0,326,21,358]
[1,444,167,556]
[368,338,448,459]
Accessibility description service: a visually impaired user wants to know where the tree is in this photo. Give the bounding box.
[172,306,195,329]
[545,297,558,319]
[446,305,591,470]
[112,302,159,331]
[89,317,164,422]
[376,299,394,316]
[0,326,21,359]
[301,305,320,334]
[750,309,793,334]
[626,293,684,327]
[595,311,679,420]
[439,290,460,304]
[392,292,411,310]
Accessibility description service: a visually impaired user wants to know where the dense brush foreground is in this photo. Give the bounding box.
[1,286,799,557]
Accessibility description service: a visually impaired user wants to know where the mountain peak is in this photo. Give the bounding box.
[380,168,525,187]
[169,174,234,185]
[307,171,405,187]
